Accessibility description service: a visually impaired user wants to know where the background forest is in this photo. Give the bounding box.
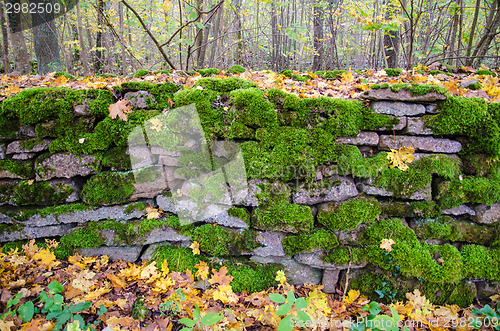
[2,0,500,76]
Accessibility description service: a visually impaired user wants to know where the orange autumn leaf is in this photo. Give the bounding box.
[108,99,132,121]
[208,266,233,286]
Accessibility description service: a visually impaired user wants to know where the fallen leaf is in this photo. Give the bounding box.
[108,99,131,121]
[380,238,396,252]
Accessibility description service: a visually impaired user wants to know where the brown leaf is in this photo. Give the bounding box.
[208,266,233,286]
[108,99,131,121]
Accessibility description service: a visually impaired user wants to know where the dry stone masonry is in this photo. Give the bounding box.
[0,80,499,306]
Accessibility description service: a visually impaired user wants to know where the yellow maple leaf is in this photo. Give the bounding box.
[406,289,433,316]
[212,284,239,304]
[344,289,360,304]
[341,70,354,84]
[195,261,209,280]
[72,270,96,292]
[387,146,415,171]
[33,249,56,269]
[380,238,396,252]
[153,277,176,293]
[145,206,161,219]
[149,118,163,133]
[190,241,200,255]
[275,270,287,285]
[53,75,69,86]
[140,262,160,281]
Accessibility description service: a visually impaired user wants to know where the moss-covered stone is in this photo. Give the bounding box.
[226,65,246,74]
[324,246,367,265]
[282,229,339,256]
[224,259,280,293]
[370,83,448,96]
[81,171,135,205]
[190,224,261,257]
[133,69,150,78]
[375,154,461,199]
[13,203,91,222]
[229,88,278,129]
[101,147,132,171]
[227,207,250,226]
[461,244,500,280]
[60,226,104,248]
[323,70,346,79]
[414,216,499,245]
[196,68,219,77]
[384,68,402,77]
[0,160,33,178]
[252,189,313,233]
[13,180,75,206]
[115,81,180,109]
[381,201,441,218]
[436,176,500,209]
[333,145,388,178]
[195,77,257,93]
[474,69,497,77]
[151,244,207,273]
[318,197,381,231]
[426,96,500,155]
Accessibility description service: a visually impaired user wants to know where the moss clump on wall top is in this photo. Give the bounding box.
[369,83,448,96]
[282,229,338,256]
[0,160,33,178]
[226,65,246,74]
[114,81,180,109]
[81,171,135,205]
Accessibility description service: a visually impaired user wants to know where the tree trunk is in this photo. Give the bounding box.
[0,1,11,73]
[95,0,104,73]
[30,0,61,74]
[473,0,500,66]
[312,0,324,71]
[118,1,126,75]
[384,0,399,68]
[76,2,89,75]
[465,0,480,65]
[208,3,223,67]
[6,0,29,73]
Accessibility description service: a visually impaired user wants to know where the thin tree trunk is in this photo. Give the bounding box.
[312,0,324,71]
[0,1,11,73]
[208,4,223,67]
[30,0,61,74]
[95,0,104,73]
[465,0,480,65]
[384,0,399,68]
[118,2,125,75]
[6,0,29,74]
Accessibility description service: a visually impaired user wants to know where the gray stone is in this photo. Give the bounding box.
[251,231,286,257]
[204,210,248,228]
[442,204,476,216]
[404,117,434,135]
[11,153,36,160]
[18,126,37,138]
[412,153,460,162]
[292,176,358,205]
[374,116,407,131]
[0,224,74,242]
[425,104,438,114]
[460,79,479,89]
[337,224,368,246]
[294,250,367,270]
[6,139,52,154]
[35,153,97,181]
[158,155,179,167]
[237,180,290,207]
[0,145,5,159]
[473,203,500,224]
[356,178,431,201]
[476,281,499,301]
[250,256,322,285]
[73,104,90,116]
[379,135,462,153]
[140,243,162,261]
[370,101,426,116]
[100,227,190,246]
[336,132,379,146]
[0,168,27,179]
[156,195,176,213]
[76,246,143,262]
[362,88,447,102]
[0,213,10,224]
[50,179,81,203]
[129,147,152,169]
[322,269,340,294]
[129,167,167,200]
[124,91,156,109]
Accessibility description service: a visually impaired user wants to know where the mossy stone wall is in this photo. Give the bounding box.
[0,80,499,304]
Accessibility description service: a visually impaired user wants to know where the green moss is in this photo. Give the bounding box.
[427,96,500,155]
[314,71,325,76]
[81,171,135,205]
[474,69,497,77]
[360,218,463,283]
[196,68,219,77]
[133,69,150,78]
[53,244,73,260]
[101,147,132,171]
[14,203,91,222]
[0,223,25,234]
[226,65,246,74]
[252,189,313,233]
[224,260,279,293]
[190,224,260,257]
[54,72,75,80]
[153,70,171,75]
[60,226,104,248]
[375,154,461,198]
[115,82,179,109]
[381,201,441,218]
[436,176,500,208]
[0,160,33,178]
[292,74,311,81]
[384,68,402,77]
[468,82,482,90]
[124,202,146,215]
[13,180,74,206]
[461,245,500,280]
[151,245,207,273]
[323,70,346,79]
[279,70,293,78]
[195,77,257,93]
[369,83,448,96]
[429,70,452,77]
[227,207,250,225]
[324,246,366,265]
[333,145,389,178]
[282,229,338,256]
[414,216,499,245]
[318,198,381,231]
[229,88,278,129]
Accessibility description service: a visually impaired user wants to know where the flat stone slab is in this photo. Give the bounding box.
[357,178,431,201]
[404,117,434,135]
[322,269,340,294]
[35,153,97,181]
[379,135,462,153]
[251,231,286,257]
[11,153,37,160]
[204,210,248,228]
[294,250,367,270]
[124,91,156,109]
[6,139,52,154]
[251,255,322,285]
[362,88,447,102]
[0,145,4,160]
[443,204,476,216]
[473,203,500,224]
[100,226,190,246]
[336,132,379,146]
[374,116,407,131]
[76,246,143,262]
[0,224,74,242]
[293,176,358,205]
[370,101,426,117]
[19,202,149,227]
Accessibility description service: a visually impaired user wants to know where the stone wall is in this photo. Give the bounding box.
[1,79,499,306]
